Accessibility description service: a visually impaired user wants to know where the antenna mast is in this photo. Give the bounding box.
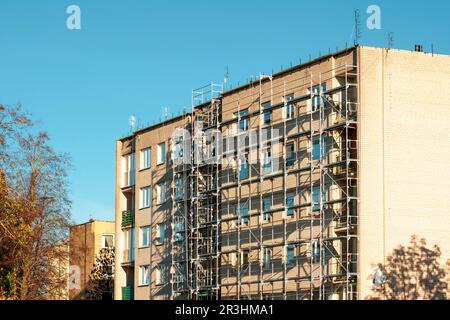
[387,32,394,50]
[129,114,136,133]
[354,9,361,45]
[224,66,230,88]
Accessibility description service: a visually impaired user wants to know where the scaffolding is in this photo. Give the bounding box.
[170,110,192,300]
[218,63,359,300]
[171,83,223,300]
[170,61,359,300]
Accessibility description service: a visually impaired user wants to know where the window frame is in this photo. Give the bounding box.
[311,82,327,111]
[262,146,272,174]
[263,247,272,271]
[239,202,249,225]
[174,221,185,242]
[286,142,295,167]
[286,94,295,119]
[286,244,296,267]
[239,109,250,131]
[241,250,249,268]
[156,223,165,245]
[139,265,150,286]
[140,147,152,171]
[262,196,271,222]
[156,182,166,205]
[155,265,165,286]
[262,102,272,125]
[239,154,249,180]
[312,241,321,264]
[140,226,151,248]
[174,176,184,201]
[312,136,321,161]
[101,234,114,249]
[312,186,320,212]
[157,142,166,165]
[122,153,136,187]
[140,186,152,209]
[286,193,295,217]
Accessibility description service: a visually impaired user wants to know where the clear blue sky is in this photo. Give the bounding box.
[0,0,448,224]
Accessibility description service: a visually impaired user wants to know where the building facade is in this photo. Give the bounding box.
[114,46,450,300]
[69,220,115,300]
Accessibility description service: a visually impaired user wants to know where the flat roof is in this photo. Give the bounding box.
[70,219,115,228]
[118,46,358,142]
[118,44,449,141]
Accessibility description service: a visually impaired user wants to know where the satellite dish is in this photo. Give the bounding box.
[129,114,136,132]
[372,267,387,288]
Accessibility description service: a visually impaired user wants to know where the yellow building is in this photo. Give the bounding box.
[69,219,115,300]
[114,46,450,300]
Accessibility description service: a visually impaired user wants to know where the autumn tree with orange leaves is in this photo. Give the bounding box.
[0,104,72,300]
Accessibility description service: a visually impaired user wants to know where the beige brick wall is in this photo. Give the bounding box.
[358,46,450,299]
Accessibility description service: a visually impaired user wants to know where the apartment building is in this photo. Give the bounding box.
[114,46,450,300]
[69,219,115,300]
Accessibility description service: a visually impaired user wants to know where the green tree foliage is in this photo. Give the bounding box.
[85,248,114,300]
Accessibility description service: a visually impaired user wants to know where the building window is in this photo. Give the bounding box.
[175,176,184,201]
[239,109,249,131]
[174,221,185,242]
[155,266,165,285]
[123,228,135,262]
[312,186,320,212]
[175,137,183,159]
[239,202,249,225]
[230,252,238,271]
[263,247,271,270]
[239,154,249,180]
[156,182,166,204]
[139,265,150,286]
[262,102,272,125]
[263,196,271,222]
[264,111,272,125]
[286,193,295,217]
[140,186,151,209]
[241,250,249,268]
[286,94,295,119]
[286,244,295,267]
[262,146,272,174]
[101,234,114,249]
[122,153,135,187]
[312,82,326,111]
[312,241,321,264]
[157,142,166,165]
[312,136,328,161]
[156,223,165,245]
[312,136,321,161]
[140,226,151,248]
[286,142,295,167]
[140,148,152,170]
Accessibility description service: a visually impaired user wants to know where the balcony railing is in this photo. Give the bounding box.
[121,210,135,228]
[122,249,134,263]
[121,286,134,300]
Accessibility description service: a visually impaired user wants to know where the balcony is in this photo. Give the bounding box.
[121,286,134,300]
[122,249,135,264]
[121,210,135,228]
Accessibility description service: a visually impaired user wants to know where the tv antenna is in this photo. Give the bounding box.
[387,32,394,49]
[354,9,361,45]
[162,106,170,120]
[129,114,136,132]
[224,66,230,85]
